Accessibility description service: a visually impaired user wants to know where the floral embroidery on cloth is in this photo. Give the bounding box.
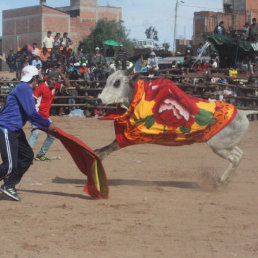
[115,79,237,148]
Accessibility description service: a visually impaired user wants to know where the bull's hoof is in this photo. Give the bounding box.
[94,149,100,154]
[93,150,105,160]
[217,177,230,186]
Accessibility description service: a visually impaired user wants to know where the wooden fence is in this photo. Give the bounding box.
[0,69,257,117]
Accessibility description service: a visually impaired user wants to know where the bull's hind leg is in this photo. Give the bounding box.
[94,139,120,160]
[211,146,243,183]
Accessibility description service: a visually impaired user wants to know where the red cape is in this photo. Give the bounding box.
[48,127,109,199]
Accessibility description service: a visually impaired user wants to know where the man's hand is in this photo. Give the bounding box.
[55,67,63,75]
[56,67,71,88]
[47,123,56,133]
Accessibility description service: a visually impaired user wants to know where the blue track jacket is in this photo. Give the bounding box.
[0,82,51,131]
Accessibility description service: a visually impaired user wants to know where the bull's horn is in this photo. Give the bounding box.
[126,65,135,75]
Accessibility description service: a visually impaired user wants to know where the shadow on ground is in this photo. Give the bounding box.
[52,176,199,189]
[19,189,92,200]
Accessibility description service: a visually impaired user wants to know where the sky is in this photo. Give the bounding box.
[0,0,223,47]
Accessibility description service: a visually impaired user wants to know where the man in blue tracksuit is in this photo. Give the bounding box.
[0,65,56,201]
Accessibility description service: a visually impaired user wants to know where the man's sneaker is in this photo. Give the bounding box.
[35,154,51,161]
[0,184,21,201]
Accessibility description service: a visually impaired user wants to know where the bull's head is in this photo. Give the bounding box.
[98,69,137,108]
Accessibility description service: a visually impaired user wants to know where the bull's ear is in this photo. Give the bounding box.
[129,74,140,88]
[129,80,135,89]
[131,73,141,83]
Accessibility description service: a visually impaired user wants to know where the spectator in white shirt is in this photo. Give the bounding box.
[214,21,226,35]
[147,51,159,77]
[32,42,39,56]
[61,32,73,48]
[43,31,54,49]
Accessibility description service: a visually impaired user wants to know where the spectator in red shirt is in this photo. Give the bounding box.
[27,68,70,161]
[40,47,50,71]
[80,63,88,80]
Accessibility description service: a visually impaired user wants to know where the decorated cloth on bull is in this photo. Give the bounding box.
[115,79,237,148]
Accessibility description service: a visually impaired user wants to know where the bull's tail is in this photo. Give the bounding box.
[241,110,258,116]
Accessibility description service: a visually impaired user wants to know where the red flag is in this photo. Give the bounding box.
[48,127,109,199]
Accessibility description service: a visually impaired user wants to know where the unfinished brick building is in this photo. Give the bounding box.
[192,0,257,46]
[2,0,122,55]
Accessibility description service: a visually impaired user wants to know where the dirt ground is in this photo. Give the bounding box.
[0,117,258,258]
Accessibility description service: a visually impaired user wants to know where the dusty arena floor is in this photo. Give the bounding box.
[0,117,258,258]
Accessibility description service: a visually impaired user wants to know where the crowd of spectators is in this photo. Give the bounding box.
[181,46,257,74]
[2,25,257,118]
[5,30,131,83]
[3,31,132,116]
[5,20,257,81]
[213,18,258,42]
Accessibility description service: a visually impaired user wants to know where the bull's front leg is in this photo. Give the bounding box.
[94,139,121,160]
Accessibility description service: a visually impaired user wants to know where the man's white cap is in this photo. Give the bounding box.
[82,63,86,67]
[21,65,39,82]
[95,47,100,50]
[150,51,156,56]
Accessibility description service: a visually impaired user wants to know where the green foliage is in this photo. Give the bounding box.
[145,26,159,41]
[80,19,134,60]
[162,42,170,51]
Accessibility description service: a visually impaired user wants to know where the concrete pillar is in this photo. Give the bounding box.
[40,0,46,6]
[70,0,97,8]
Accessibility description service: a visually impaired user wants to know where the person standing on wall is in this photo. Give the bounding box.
[116,45,127,70]
[43,31,54,49]
[214,21,226,35]
[249,18,258,42]
[61,32,73,48]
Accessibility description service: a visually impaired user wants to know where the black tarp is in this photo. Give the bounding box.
[207,34,257,67]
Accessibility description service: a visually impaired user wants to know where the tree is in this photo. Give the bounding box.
[162,43,170,51]
[145,26,159,41]
[80,19,134,60]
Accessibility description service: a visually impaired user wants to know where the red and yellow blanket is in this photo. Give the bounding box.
[115,79,237,147]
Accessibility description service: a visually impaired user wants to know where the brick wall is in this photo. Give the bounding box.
[176,39,192,54]
[43,16,69,34]
[80,9,97,20]
[3,6,41,19]
[70,17,96,44]
[97,10,119,21]
[2,2,122,70]
[69,5,121,47]
[97,6,121,21]
[234,0,246,12]
[2,20,16,36]
[2,6,43,54]
[29,16,42,33]
[71,0,97,8]
[247,0,258,17]
[193,11,250,47]
[42,5,70,33]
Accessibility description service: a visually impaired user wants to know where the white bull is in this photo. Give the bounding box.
[96,70,258,184]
